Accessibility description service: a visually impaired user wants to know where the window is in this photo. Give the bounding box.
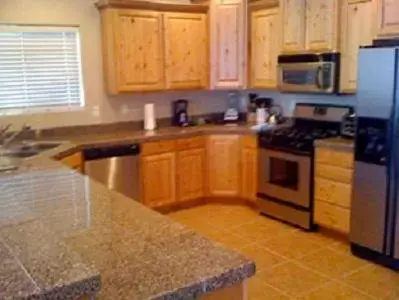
[0,25,85,115]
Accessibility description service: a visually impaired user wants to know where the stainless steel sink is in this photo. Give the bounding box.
[4,141,62,158]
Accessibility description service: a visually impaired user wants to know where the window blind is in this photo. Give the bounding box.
[0,25,85,115]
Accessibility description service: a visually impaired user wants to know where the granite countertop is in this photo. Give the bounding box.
[314,137,354,152]
[0,124,258,299]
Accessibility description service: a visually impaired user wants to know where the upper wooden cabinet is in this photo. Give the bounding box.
[97,1,208,94]
[340,0,376,93]
[207,135,241,197]
[210,0,247,89]
[164,12,208,89]
[377,0,399,38]
[250,7,279,88]
[102,9,165,93]
[280,0,306,53]
[305,0,340,52]
[281,0,339,53]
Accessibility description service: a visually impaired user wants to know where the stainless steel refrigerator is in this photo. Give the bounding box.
[351,44,399,269]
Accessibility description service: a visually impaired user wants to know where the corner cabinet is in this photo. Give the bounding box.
[97,1,209,94]
[250,7,279,88]
[164,13,208,90]
[377,0,399,38]
[280,0,306,53]
[207,135,241,197]
[340,0,376,93]
[210,0,247,89]
[305,0,340,52]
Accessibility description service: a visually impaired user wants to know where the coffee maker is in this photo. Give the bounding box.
[172,99,189,127]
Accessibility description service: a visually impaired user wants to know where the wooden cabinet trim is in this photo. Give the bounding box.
[60,152,83,169]
[176,136,206,150]
[96,0,209,13]
[141,140,176,156]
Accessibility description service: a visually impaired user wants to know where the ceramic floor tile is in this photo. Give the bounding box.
[239,244,288,271]
[298,281,374,300]
[300,247,368,279]
[259,230,329,260]
[211,231,253,251]
[247,276,290,300]
[258,262,331,297]
[344,263,399,298]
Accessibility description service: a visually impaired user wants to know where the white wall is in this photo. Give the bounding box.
[0,0,226,129]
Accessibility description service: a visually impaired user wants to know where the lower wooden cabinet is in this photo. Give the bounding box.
[59,152,83,173]
[141,152,176,208]
[240,136,258,202]
[207,135,241,197]
[177,148,205,202]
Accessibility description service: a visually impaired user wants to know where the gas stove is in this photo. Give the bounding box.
[258,122,340,155]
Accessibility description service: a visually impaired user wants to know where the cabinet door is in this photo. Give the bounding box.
[210,0,247,89]
[177,148,205,202]
[305,0,339,51]
[241,147,258,202]
[111,10,164,93]
[340,0,376,93]
[377,0,399,37]
[141,152,176,208]
[207,135,240,196]
[280,0,306,53]
[250,8,279,88]
[164,13,208,90]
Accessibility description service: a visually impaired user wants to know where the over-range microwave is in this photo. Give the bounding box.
[277,53,340,94]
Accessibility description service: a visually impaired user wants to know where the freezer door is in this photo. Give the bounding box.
[351,162,387,252]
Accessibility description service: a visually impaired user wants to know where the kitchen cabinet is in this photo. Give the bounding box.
[207,135,240,197]
[60,152,83,173]
[305,0,340,52]
[250,7,279,88]
[280,0,306,53]
[100,9,164,94]
[164,12,208,90]
[210,0,247,89]
[177,148,205,202]
[377,0,399,38]
[141,152,176,208]
[314,146,354,234]
[240,136,258,202]
[340,0,376,93]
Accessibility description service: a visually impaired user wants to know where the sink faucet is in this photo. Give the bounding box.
[0,124,31,147]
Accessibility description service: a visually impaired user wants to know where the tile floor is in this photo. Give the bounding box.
[167,203,399,300]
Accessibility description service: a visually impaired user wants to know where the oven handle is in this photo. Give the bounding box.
[315,66,324,89]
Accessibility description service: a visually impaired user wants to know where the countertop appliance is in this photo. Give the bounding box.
[341,109,356,139]
[84,143,141,201]
[277,53,340,94]
[257,103,351,230]
[350,44,399,270]
[172,99,189,127]
[224,92,241,123]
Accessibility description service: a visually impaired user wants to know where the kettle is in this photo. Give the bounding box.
[267,104,284,125]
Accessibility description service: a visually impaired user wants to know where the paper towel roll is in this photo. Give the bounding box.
[144,103,156,131]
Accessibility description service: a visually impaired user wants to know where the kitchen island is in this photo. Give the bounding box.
[0,153,255,299]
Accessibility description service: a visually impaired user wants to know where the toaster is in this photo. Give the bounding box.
[341,111,356,139]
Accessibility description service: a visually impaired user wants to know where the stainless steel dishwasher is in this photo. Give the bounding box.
[84,143,141,201]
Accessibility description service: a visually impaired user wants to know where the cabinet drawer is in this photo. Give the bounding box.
[141,140,176,156]
[315,148,354,169]
[60,152,82,169]
[315,164,353,184]
[176,136,205,150]
[241,136,257,149]
[314,200,350,234]
[315,178,352,208]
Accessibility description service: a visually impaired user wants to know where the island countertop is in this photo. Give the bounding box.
[0,129,256,299]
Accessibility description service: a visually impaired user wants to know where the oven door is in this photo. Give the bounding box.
[277,62,335,93]
[258,149,311,208]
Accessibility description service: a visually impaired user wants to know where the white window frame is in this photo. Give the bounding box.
[0,24,86,116]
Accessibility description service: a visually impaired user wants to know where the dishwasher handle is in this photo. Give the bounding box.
[84,143,140,160]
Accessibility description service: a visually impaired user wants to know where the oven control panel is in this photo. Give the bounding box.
[355,117,387,165]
